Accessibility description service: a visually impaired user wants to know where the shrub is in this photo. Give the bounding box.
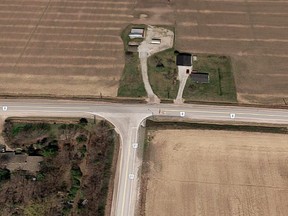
[0,168,10,182]
[79,118,88,125]
[76,135,88,143]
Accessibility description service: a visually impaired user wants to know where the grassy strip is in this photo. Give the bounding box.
[183,54,237,102]
[96,130,116,216]
[0,94,146,104]
[148,48,179,99]
[146,119,288,134]
[117,52,146,97]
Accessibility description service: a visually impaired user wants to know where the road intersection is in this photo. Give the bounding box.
[1,99,288,216]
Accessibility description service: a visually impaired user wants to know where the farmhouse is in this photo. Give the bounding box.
[129,28,145,39]
[191,72,209,84]
[0,152,43,173]
[176,53,192,66]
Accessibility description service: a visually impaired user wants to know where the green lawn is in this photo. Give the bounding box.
[117,52,146,97]
[147,49,179,99]
[117,25,147,98]
[183,54,237,102]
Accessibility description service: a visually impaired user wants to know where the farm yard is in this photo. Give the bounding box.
[142,128,288,216]
[0,0,135,97]
[135,0,288,104]
[175,0,288,104]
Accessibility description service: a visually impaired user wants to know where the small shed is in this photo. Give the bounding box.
[191,73,209,84]
[151,38,161,44]
[176,53,192,66]
[128,41,141,46]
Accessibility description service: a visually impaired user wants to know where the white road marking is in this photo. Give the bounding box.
[2,106,7,111]
[180,111,185,117]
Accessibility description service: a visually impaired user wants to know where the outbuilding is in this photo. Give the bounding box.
[191,73,209,84]
[151,38,161,44]
[176,53,192,66]
[129,28,145,39]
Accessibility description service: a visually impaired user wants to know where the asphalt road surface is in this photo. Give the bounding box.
[1,99,288,216]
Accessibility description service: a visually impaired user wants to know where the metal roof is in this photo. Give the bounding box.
[176,53,192,66]
[191,73,209,83]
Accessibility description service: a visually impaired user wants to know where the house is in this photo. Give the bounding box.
[191,73,209,84]
[0,152,43,173]
[176,53,192,66]
[129,28,145,39]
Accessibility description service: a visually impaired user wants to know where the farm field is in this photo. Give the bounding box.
[143,129,288,216]
[0,0,135,97]
[135,0,288,104]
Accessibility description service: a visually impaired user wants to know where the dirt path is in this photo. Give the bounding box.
[138,26,174,103]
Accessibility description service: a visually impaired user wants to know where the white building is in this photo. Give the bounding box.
[129,28,145,39]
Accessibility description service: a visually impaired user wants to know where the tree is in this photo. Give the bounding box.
[0,168,10,182]
[79,118,88,125]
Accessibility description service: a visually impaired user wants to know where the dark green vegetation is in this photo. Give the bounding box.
[0,168,10,183]
[148,49,179,99]
[1,119,117,216]
[146,119,288,134]
[118,25,146,98]
[184,54,237,102]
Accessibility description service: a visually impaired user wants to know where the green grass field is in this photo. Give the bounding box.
[117,52,146,97]
[148,49,179,99]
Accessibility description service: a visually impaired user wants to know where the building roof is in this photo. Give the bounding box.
[130,28,144,34]
[1,152,43,173]
[128,41,141,46]
[176,53,192,66]
[129,28,145,39]
[191,73,209,83]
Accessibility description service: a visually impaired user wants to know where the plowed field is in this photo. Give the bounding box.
[144,129,288,216]
[0,0,135,97]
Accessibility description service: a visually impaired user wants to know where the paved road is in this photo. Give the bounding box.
[1,99,288,216]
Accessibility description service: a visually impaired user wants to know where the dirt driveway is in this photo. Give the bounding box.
[144,129,288,216]
[138,26,174,103]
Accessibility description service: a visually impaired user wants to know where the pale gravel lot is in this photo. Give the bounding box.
[145,129,288,216]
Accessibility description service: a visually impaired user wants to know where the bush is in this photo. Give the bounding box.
[76,135,88,143]
[0,168,10,182]
[41,140,59,157]
[79,118,88,125]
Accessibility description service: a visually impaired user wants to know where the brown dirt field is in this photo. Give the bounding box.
[144,129,288,216]
[134,0,288,105]
[2,0,288,103]
[0,0,135,97]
